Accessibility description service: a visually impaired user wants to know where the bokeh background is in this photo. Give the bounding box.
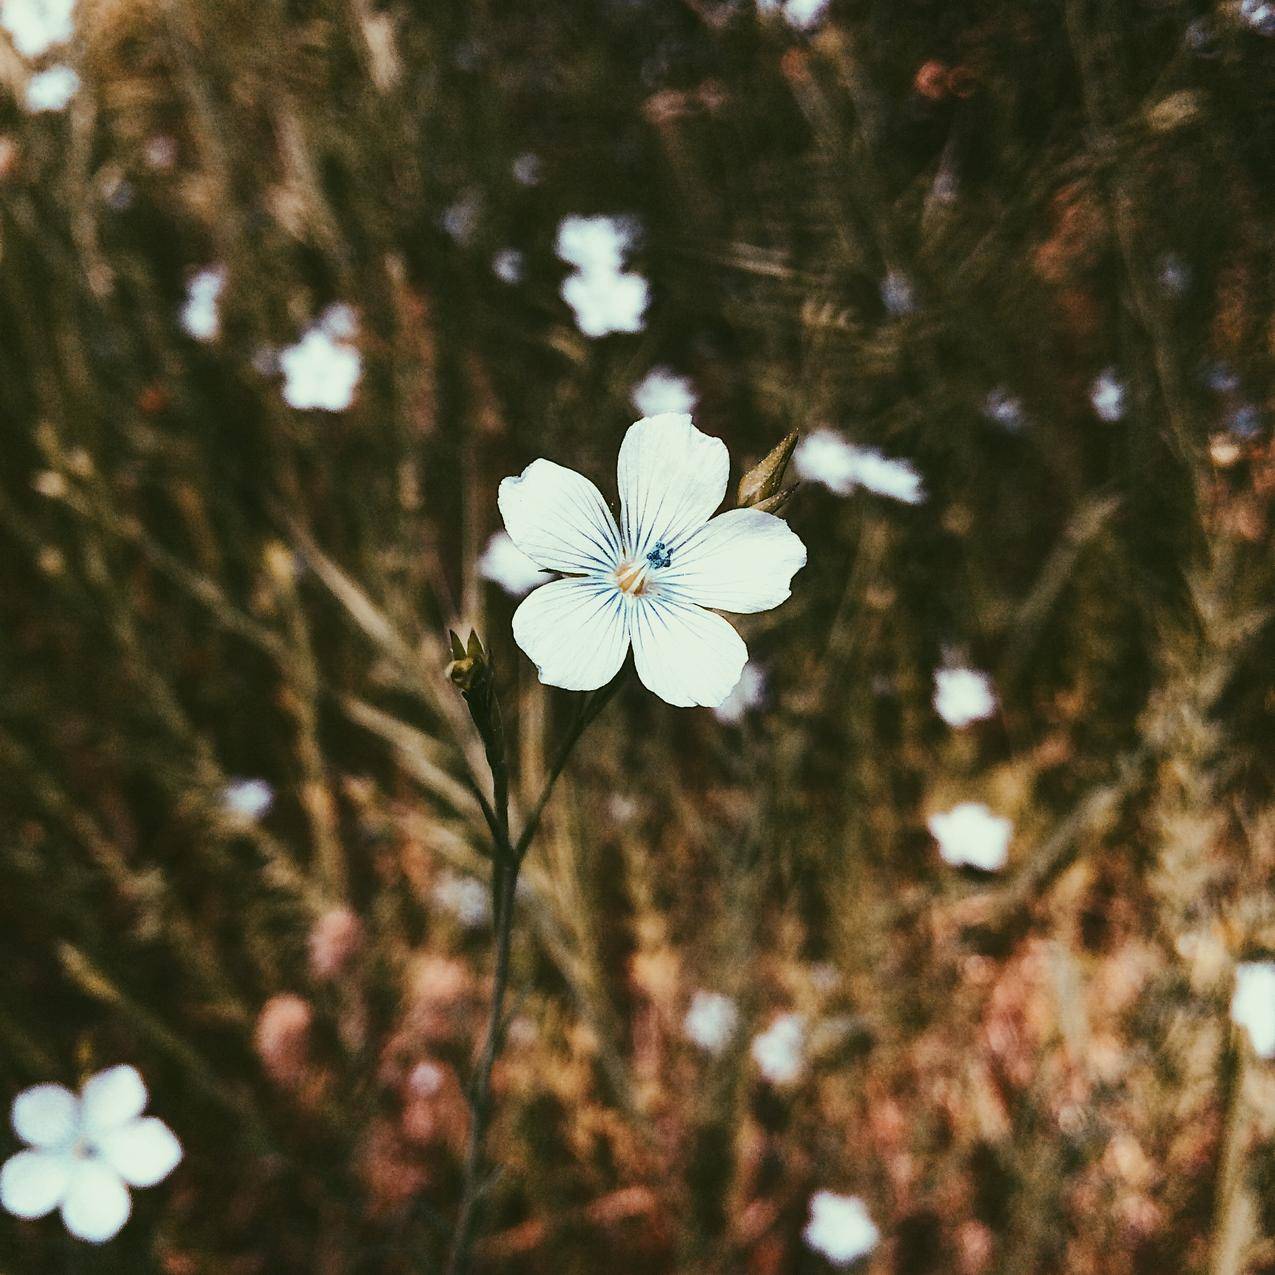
[2,0,1275,1270]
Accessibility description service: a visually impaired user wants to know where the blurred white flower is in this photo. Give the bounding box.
[983,387,1024,431]
[180,267,225,342]
[280,307,362,412]
[511,152,542,186]
[1090,368,1126,422]
[492,248,524,284]
[560,268,649,337]
[757,0,830,31]
[792,429,925,504]
[713,660,765,724]
[24,63,77,111]
[221,778,274,820]
[750,1012,805,1085]
[1232,962,1275,1057]
[933,667,996,728]
[555,215,636,276]
[477,530,545,597]
[0,1065,181,1244]
[1241,0,1275,34]
[880,269,915,316]
[803,1191,880,1266]
[684,991,739,1054]
[1,0,74,59]
[499,413,806,707]
[441,192,480,245]
[928,802,1012,871]
[631,366,697,417]
[432,873,489,929]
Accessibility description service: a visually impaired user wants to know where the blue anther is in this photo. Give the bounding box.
[646,541,672,569]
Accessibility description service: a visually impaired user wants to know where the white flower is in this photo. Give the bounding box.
[757,0,830,30]
[555,215,636,276]
[560,268,649,338]
[441,192,480,245]
[750,1012,805,1085]
[0,1065,182,1244]
[1090,368,1126,422]
[880,269,915,316]
[631,366,697,417]
[793,429,925,504]
[24,63,77,111]
[280,306,362,411]
[803,1191,880,1266]
[983,387,1024,431]
[1232,962,1275,1058]
[928,802,1012,871]
[498,413,807,708]
[180,267,225,342]
[713,660,765,724]
[477,530,545,597]
[684,991,739,1053]
[1241,0,1275,34]
[933,667,996,727]
[1,0,74,59]
[432,873,489,929]
[221,778,274,820]
[511,151,541,186]
[492,248,523,284]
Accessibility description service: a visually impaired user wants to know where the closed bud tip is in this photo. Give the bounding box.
[737,430,799,510]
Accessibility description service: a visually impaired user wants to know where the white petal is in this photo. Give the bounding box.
[79,1067,146,1136]
[498,459,622,575]
[511,578,630,692]
[629,595,747,708]
[95,1118,182,1188]
[60,1160,131,1244]
[660,507,806,614]
[12,1084,79,1149]
[616,414,728,561]
[0,1150,72,1219]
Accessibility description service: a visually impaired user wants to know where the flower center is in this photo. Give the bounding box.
[646,541,672,569]
[614,560,650,595]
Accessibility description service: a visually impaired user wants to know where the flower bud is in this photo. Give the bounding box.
[736,430,799,510]
[445,628,489,690]
[750,483,799,516]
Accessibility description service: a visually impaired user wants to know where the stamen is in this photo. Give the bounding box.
[614,561,648,595]
[646,541,672,569]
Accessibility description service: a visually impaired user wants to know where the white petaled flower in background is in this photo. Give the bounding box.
[756,0,831,31]
[933,667,997,728]
[750,1012,806,1085]
[477,530,546,597]
[555,214,649,338]
[684,990,740,1054]
[280,305,362,412]
[24,63,77,112]
[555,215,636,276]
[1232,962,1275,1058]
[1,1065,182,1244]
[1,0,75,59]
[432,873,490,929]
[631,366,697,418]
[221,777,274,821]
[498,413,807,708]
[713,660,766,724]
[560,269,648,338]
[1090,368,1126,422]
[928,802,1013,872]
[792,429,925,504]
[803,1191,880,1266]
[180,267,225,342]
[492,248,524,285]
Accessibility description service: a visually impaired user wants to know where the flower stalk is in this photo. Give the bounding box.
[444,636,623,1275]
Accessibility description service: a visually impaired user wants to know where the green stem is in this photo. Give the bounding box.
[444,673,623,1275]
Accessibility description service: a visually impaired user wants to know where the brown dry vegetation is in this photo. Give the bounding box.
[2,0,1275,1272]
